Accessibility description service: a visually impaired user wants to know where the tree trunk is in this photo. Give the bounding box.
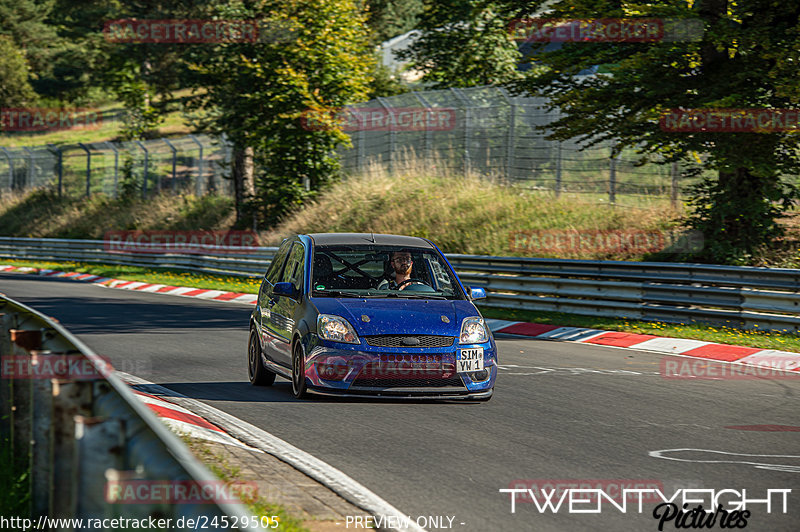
[232,145,254,225]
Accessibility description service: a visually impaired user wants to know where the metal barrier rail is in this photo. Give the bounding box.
[448,255,800,331]
[0,294,260,529]
[1,237,799,332]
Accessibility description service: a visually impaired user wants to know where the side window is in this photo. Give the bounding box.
[280,243,306,290]
[264,240,292,284]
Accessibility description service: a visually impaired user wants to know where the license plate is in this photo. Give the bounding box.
[456,348,484,373]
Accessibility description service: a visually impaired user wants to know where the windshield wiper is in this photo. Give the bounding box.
[312,290,374,298]
[391,293,448,299]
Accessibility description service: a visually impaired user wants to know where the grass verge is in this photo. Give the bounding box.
[180,436,309,532]
[0,260,261,294]
[2,259,797,352]
[480,307,800,353]
[0,427,31,518]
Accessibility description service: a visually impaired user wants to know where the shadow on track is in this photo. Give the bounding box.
[11,295,252,334]
[144,381,490,406]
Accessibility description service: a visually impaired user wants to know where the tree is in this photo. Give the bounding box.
[366,0,424,43]
[188,0,375,227]
[0,0,59,85]
[397,0,522,88]
[0,35,36,107]
[500,0,800,263]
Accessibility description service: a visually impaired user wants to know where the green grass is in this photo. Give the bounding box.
[0,260,261,294]
[480,307,800,353]
[0,90,196,147]
[0,427,30,518]
[0,189,235,239]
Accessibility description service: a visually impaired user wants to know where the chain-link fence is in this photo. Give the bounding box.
[1,85,728,203]
[0,134,233,198]
[338,85,718,204]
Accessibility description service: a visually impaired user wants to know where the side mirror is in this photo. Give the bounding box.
[469,286,486,300]
[273,282,299,299]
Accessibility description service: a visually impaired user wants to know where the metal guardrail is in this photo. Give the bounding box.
[0,237,277,278]
[448,255,800,332]
[0,237,798,332]
[0,294,260,530]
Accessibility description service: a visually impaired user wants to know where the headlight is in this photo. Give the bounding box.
[317,314,360,344]
[459,316,488,344]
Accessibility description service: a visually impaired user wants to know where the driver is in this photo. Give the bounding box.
[378,250,414,290]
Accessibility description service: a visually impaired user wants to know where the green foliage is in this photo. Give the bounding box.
[397,0,522,88]
[686,167,799,264]
[107,62,165,140]
[500,0,800,263]
[0,427,30,517]
[366,0,424,42]
[367,60,410,98]
[0,0,58,80]
[188,0,375,228]
[0,35,36,107]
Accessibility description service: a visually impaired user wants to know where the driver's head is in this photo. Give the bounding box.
[390,251,413,276]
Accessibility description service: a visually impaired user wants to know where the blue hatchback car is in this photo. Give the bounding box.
[248,233,497,400]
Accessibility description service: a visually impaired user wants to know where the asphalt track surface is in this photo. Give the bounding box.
[2,273,798,532]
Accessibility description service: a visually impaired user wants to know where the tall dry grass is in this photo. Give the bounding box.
[265,158,686,260]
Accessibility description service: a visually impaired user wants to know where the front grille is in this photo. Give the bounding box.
[351,361,465,389]
[352,376,464,388]
[364,335,454,348]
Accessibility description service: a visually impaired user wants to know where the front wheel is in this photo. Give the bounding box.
[248,327,276,386]
[291,342,308,399]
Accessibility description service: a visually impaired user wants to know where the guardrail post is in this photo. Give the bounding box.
[671,161,679,208]
[163,138,178,193]
[1,147,14,192]
[75,410,124,519]
[9,328,40,517]
[609,143,618,205]
[0,312,14,444]
[555,142,563,197]
[51,379,93,521]
[22,147,34,190]
[30,353,53,518]
[451,88,472,177]
[189,135,204,196]
[414,93,434,169]
[498,88,516,180]
[78,142,92,197]
[48,144,63,197]
[106,141,120,198]
[135,140,149,198]
[376,97,395,174]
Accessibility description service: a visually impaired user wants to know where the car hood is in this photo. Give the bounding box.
[310,297,479,336]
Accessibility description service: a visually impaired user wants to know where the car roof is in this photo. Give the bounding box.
[307,233,434,249]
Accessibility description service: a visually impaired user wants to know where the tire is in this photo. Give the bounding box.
[248,327,276,386]
[291,341,308,399]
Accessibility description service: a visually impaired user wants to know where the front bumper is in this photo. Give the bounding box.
[302,339,497,396]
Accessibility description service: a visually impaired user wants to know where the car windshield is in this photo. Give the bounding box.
[311,245,463,299]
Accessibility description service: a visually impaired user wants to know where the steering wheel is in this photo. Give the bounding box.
[395,278,430,290]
